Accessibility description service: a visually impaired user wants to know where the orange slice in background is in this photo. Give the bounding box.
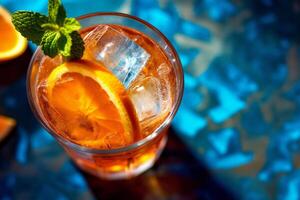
[46,60,140,149]
[0,6,27,62]
[0,115,16,142]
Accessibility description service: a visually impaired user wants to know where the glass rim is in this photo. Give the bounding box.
[27,12,184,155]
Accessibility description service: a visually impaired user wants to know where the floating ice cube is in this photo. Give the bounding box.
[157,63,171,77]
[84,25,150,88]
[128,76,170,122]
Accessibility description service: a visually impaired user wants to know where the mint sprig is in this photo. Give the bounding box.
[11,12,48,44]
[12,0,84,59]
[48,0,66,26]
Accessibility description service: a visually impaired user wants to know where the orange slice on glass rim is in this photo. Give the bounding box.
[0,6,27,62]
[46,60,139,149]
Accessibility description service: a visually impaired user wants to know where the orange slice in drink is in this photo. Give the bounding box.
[0,115,16,142]
[46,60,139,149]
[0,7,27,62]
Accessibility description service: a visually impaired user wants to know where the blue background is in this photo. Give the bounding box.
[1,0,300,199]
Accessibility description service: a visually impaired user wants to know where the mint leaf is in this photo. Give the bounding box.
[64,18,81,33]
[69,31,84,59]
[41,23,59,31]
[12,0,85,59]
[57,30,72,57]
[12,11,48,44]
[41,31,61,58]
[48,0,66,26]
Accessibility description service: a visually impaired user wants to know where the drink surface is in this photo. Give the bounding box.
[33,24,176,150]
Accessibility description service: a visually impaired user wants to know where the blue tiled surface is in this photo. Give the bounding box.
[1,0,300,199]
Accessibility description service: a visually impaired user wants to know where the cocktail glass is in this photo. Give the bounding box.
[27,13,183,180]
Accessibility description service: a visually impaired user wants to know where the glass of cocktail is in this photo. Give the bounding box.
[27,12,183,179]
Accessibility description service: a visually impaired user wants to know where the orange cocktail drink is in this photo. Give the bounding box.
[28,13,183,179]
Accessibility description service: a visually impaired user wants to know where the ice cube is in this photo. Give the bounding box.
[157,63,171,77]
[128,76,169,122]
[84,25,150,88]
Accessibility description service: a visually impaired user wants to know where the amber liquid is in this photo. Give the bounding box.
[31,24,176,179]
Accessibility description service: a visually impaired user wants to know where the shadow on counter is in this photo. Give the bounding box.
[80,128,237,200]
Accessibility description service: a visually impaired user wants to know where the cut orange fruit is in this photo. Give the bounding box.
[0,115,16,142]
[0,6,27,62]
[46,60,139,149]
